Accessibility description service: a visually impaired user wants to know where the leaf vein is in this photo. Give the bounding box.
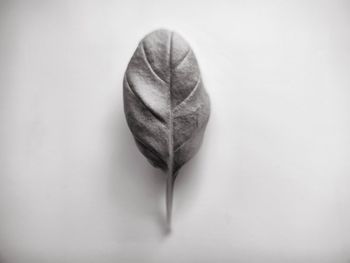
[174,78,201,111]
[133,135,167,166]
[174,133,194,153]
[174,49,191,69]
[125,76,167,125]
[174,122,205,153]
[141,42,169,85]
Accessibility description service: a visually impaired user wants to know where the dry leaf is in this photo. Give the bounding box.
[123,29,210,229]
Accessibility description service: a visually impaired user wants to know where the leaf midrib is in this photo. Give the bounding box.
[168,31,174,175]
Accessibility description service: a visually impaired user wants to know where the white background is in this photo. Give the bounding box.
[1,0,350,262]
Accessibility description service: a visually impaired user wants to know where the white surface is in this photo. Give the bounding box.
[1,0,350,262]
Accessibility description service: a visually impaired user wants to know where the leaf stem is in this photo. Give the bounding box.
[166,173,174,231]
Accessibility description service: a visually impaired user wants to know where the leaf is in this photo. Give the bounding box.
[123,29,210,229]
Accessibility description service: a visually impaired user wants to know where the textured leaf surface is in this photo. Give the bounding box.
[123,29,210,177]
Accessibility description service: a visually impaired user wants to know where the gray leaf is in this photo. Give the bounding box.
[123,29,210,229]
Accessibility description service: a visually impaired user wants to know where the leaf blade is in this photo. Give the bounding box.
[123,29,211,227]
